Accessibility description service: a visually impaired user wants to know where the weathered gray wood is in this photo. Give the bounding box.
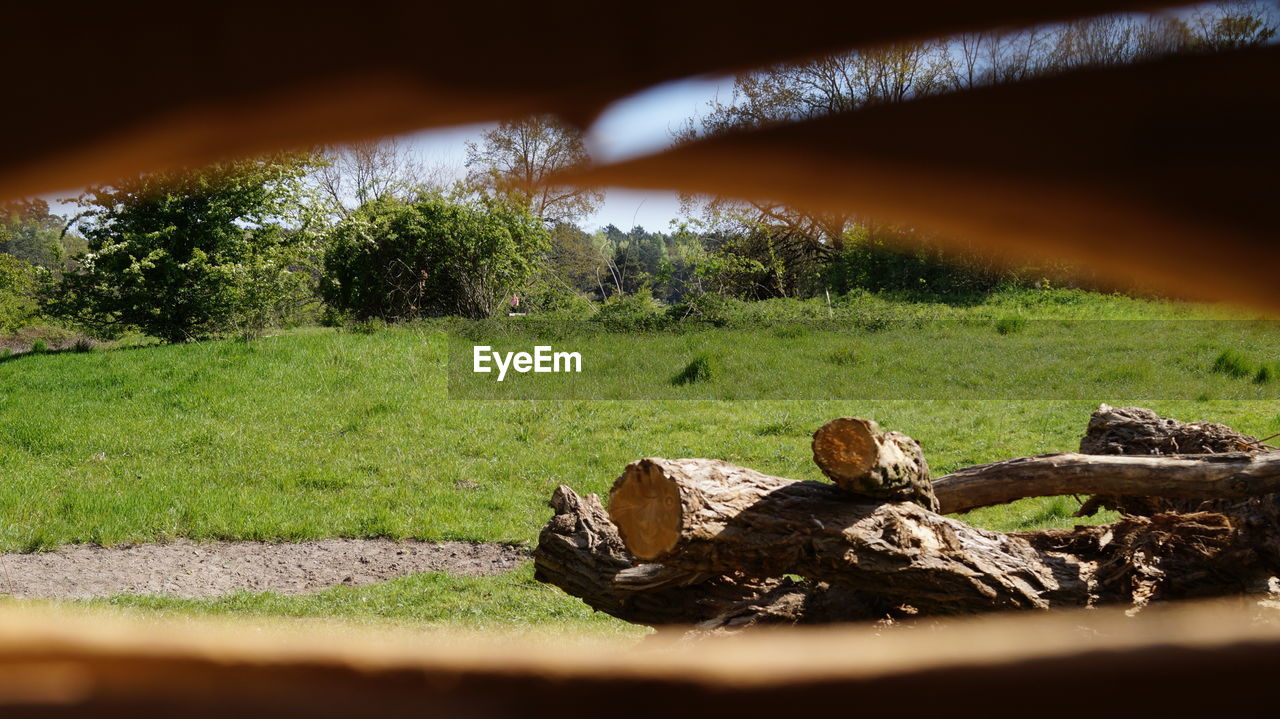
[811,418,937,510]
[931,451,1280,515]
[1076,404,1276,516]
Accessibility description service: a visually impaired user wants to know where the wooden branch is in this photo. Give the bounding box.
[608,458,1088,613]
[811,418,937,510]
[932,451,1280,515]
[1075,404,1275,516]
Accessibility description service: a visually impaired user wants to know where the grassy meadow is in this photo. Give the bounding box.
[3,288,1280,631]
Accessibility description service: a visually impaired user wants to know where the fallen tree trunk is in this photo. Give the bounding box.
[533,485,892,627]
[609,458,1089,613]
[540,408,1280,624]
[811,417,937,510]
[931,451,1280,515]
[608,457,1279,614]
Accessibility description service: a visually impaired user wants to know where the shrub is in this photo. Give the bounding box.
[322,195,548,320]
[0,254,38,333]
[30,339,47,353]
[1213,349,1253,379]
[41,155,315,342]
[666,292,743,327]
[72,337,96,353]
[592,288,667,331]
[822,234,1011,298]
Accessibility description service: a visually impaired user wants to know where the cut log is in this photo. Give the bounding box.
[607,457,1279,614]
[533,485,771,626]
[533,484,893,627]
[608,458,1089,613]
[811,418,937,511]
[930,451,1280,515]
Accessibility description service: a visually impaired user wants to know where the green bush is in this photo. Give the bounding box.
[666,292,744,326]
[0,253,38,333]
[322,195,548,320]
[592,287,667,331]
[822,236,1012,298]
[41,155,315,342]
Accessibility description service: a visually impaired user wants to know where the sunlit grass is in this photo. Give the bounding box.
[1,289,1278,628]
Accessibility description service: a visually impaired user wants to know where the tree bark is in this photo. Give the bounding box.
[930,451,1280,515]
[608,458,1090,613]
[533,484,892,627]
[533,485,770,626]
[608,456,1279,614]
[811,417,937,510]
[1075,404,1277,516]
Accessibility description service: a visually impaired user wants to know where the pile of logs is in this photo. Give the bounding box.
[534,405,1280,630]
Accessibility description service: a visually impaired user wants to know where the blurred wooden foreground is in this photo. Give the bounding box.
[0,598,1277,717]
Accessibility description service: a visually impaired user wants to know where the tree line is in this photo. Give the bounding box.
[0,1,1274,342]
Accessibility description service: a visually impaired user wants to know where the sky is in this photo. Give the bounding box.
[396,74,732,233]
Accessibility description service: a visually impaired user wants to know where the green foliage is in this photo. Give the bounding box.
[824,234,1014,298]
[42,155,316,342]
[671,353,715,385]
[1213,349,1254,379]
[590,286,666,331]
[994,315,1028,335]
[666,292,744,327]
[1255,363,1279,385]
[0,253,38,332]
[30,339,47,353]
[322,195,549,320]
[1,198,83,269]
[826,346,860,366]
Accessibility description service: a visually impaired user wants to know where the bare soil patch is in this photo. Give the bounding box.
[0,539,527,600]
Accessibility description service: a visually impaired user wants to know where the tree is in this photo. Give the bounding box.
[311,139,441,219]
[0,253,37,333]
[43,154,317,342]
[678,3,1278,301]
[1,198,84,269]
[1190,1,1278,50]
[464,116,604,225]
[321,193,549,320]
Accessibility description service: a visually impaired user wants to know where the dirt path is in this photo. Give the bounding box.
[0,539,527,600]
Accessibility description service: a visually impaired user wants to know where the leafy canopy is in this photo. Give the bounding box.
[43,154,317,342]
[322,193,549,320]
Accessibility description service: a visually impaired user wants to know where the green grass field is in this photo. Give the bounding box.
[3,288,1279,632]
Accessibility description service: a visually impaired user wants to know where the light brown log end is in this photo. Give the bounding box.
[609,459,682,561]
[811,417,881,489]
